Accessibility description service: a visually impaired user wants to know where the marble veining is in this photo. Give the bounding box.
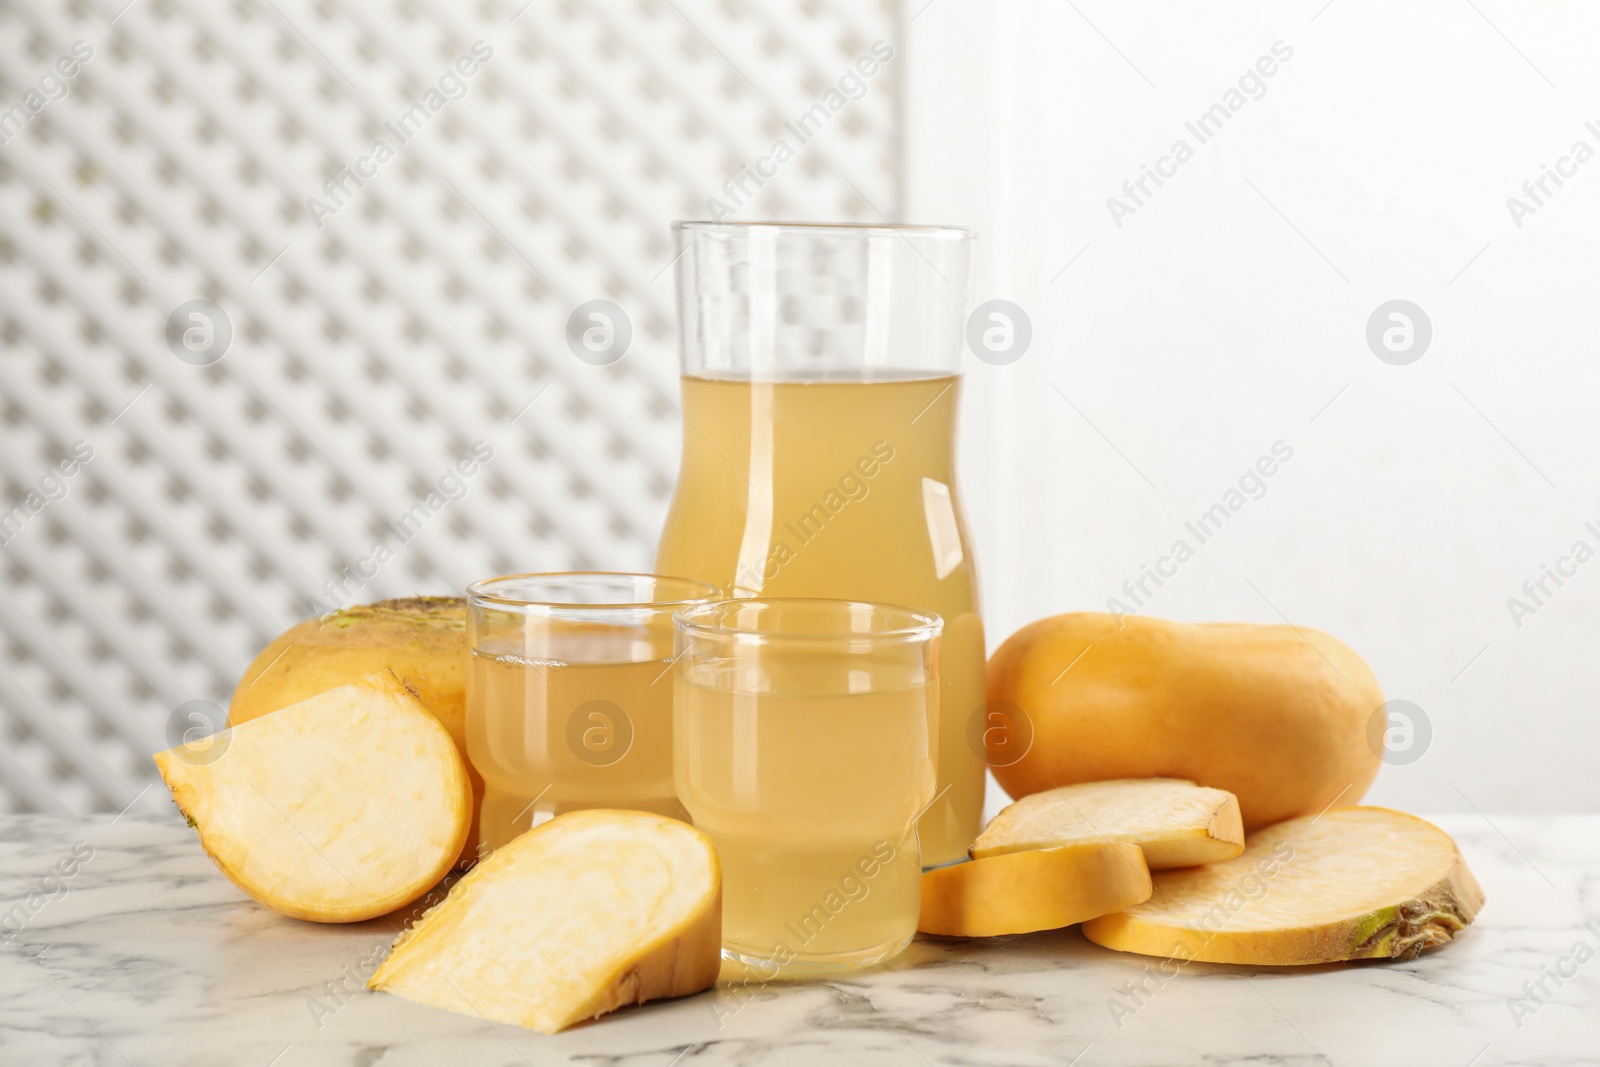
[1,813,1596,1066]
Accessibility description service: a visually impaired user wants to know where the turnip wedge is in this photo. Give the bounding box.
[972,778,1245,869]
[1082,807,1484,964]
[919,842,1152,937]
[369,809,721,1033]
[154,670,471,923]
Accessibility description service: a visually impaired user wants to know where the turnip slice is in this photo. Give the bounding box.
[972,778,1245,869]
[369,809,721,1033]
[920,842,1152,938]
[1082,806,1484,964]
[155,670,471,923]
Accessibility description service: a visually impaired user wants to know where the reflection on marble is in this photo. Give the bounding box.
[1,812,1596,1066]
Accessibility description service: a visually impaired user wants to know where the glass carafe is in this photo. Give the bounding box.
[656,221,984,866]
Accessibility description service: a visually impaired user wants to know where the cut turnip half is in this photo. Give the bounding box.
[154,670,471,923]
[972,778,1245,869]
[1082,806,1484,964]
[920,842,1152,938]
[369,809,721,1033]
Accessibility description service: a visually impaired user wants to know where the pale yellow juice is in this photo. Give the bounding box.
[675,652,935,970]
[657,373,985,865]
[467,648,678,852]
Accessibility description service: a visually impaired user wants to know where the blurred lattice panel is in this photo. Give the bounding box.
[0,0,899,814]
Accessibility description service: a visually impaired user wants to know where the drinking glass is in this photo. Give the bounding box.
[466,572,717,853]
[657,221,985,866]
[673,597,941,975]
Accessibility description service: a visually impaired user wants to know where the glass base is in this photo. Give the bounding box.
[721,933,914,978]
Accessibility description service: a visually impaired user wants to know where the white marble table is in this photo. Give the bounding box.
[1,811,1595,1067]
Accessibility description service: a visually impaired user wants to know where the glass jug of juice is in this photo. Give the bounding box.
[656,221,984,866]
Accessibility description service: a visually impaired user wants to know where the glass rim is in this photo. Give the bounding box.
[673,220,974,240]
[466,571,720,613]
[673,596,943,642]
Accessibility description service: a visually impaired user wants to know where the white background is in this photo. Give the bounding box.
[0,0,899,814]
[907,0,1600,815]
[2,0,1595,818]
